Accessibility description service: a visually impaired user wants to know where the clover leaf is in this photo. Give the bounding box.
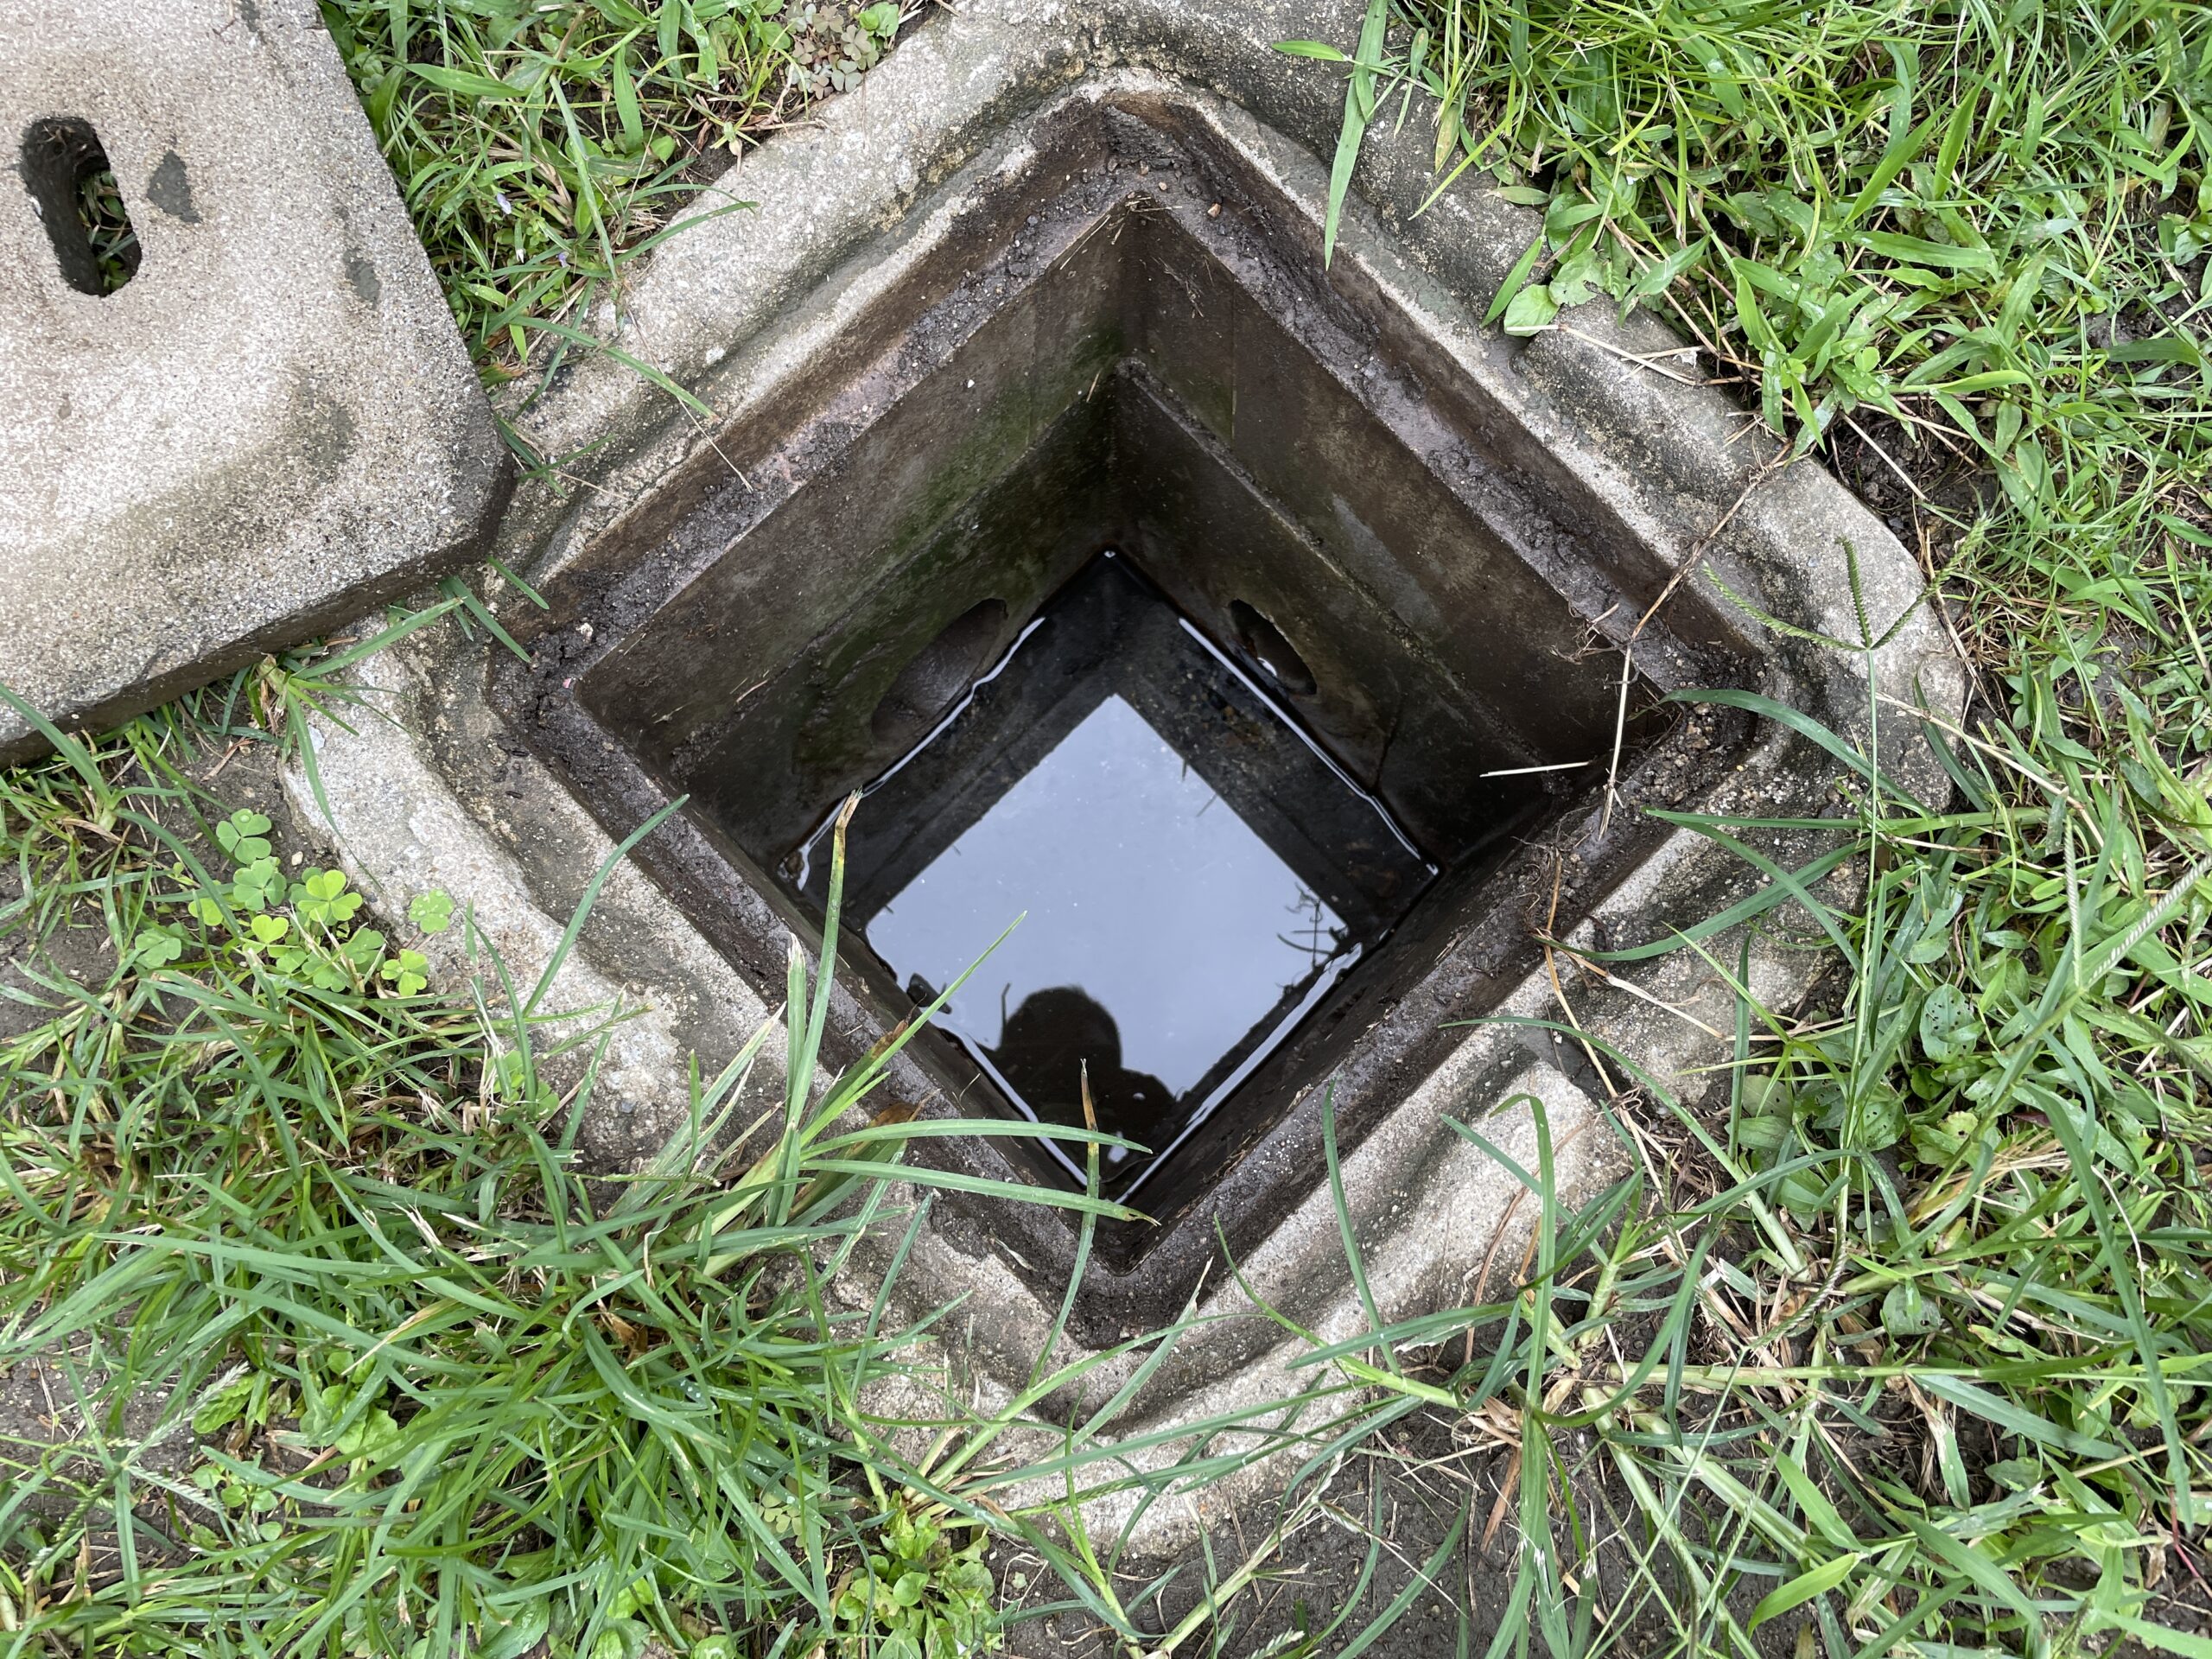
[130,926,185,968]
[379,949,429,997]
[213,810,274,867]
[231,857,285,913]
[290,868,363,929]
[408,889,455,935]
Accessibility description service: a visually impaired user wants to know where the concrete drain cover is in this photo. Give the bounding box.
[292,18,1960,1544]
[0,0,509,760]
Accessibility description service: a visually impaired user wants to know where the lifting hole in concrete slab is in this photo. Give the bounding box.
[20,118,139,296]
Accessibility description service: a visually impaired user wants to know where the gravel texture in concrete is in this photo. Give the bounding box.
[0,0,511,761]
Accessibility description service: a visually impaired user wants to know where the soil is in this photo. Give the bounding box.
[987,1370,1821,1659]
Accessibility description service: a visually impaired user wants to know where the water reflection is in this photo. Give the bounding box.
[984,987,1177,1156]
[796,555,1433,1195]
[864,692,1349,1174]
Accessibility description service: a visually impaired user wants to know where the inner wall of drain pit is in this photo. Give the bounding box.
[589,203,1663,861]
[575,196,1680,1231]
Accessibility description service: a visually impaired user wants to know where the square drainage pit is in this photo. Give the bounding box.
[505,97,1751,1310]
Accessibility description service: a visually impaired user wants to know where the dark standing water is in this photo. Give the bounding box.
[797,556,1433,1196]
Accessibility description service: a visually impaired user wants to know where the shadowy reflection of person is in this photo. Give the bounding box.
[985,987,1176,1169]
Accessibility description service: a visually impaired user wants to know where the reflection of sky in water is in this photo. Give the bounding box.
[865,694,1343,1096]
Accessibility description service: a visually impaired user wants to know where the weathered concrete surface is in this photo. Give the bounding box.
[0,0,511,762]
[284,616,785,1172]
[278,0,1965,1564]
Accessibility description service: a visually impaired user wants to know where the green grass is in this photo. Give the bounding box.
[320,0,910,382]
[1341,683,2212,1655]
[0,700,1368,1656]
[73,165,140,296]
[1275,0,2212,1650]
[1298,0,2209,480]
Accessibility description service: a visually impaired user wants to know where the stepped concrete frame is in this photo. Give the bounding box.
[0,0,511,762]
[279,0,1965,1550]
